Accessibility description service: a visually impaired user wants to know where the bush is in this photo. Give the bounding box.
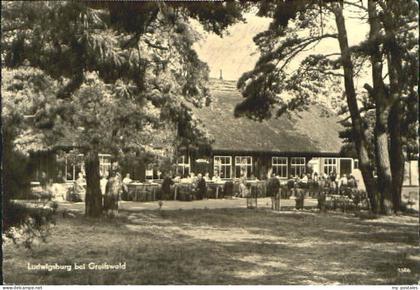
[2,137,32,200]
[3,200,58,249]
[2,131,57,248]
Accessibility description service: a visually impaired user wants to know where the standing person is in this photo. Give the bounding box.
[104,171,122,216]
[196,173,207,199]
[73,172,85,202]
[100,174,108,196]
[267,174,281,210]
[45,178,54,200]
[161,172,174,200]
[39,171,48,197]
[122,173,132,201]
[330,169,338,193]
[287,175,295,198]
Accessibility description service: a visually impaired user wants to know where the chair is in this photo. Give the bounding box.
[405,191,417,209]
[223,181,234,198]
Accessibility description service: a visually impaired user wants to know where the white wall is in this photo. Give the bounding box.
[403,160,419,186]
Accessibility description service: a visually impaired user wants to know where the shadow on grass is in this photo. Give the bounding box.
[3,208,419,285]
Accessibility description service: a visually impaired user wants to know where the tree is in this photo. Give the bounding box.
[234,0,418,214]
[2,1,244,217]
[379,0,418,212]
[1,67,60,247]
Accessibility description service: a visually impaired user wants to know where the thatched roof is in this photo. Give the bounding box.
[191,78,344,154]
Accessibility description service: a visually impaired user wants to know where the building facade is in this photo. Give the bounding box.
[27,78,418,187]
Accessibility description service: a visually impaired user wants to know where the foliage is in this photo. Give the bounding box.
[1,1,245,216]
[1,67,62,154]
[235,1,344,121]
[3,201,58,249]
[2,131,32,200]
[1,1,245,154]
[2,67,60,246]
[234,0,418,213]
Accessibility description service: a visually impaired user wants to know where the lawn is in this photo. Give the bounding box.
[3,207,419,285]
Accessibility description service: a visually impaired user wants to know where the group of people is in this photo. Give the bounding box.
[285,170,358,194]
[70,170,133,216]
[162,172,211,200]
[42,166,360,213]
[172,172,222,184]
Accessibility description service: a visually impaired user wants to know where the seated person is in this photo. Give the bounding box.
[235,175,248,198]
[204,172,211,182]
[347,175,357,188]
[298,174,308,189]
[173,175,181,182]
[339,174,348,188]
[212,172,222,183]
[123,173,132,184]
[249,174,259,181]
[287,175,295,190]
[180,173,190,183]
[188,172,197,184]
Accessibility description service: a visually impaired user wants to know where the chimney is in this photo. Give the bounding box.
[219,69,223,80]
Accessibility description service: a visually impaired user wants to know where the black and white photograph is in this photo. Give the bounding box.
[1,0,419,287]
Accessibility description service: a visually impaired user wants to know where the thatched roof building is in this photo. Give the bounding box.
[180,78,353,180]
[192,78,344,155]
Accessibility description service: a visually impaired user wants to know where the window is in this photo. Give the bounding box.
[145,165,162,180]
[272,157,288,178]
[176,155,190,177]
[65,153,112,181]
[235,156,252,178]
[214,156,232,179]
[290,157,306,177]
[65,154,84,181]
[99,154,111,178]
[354,159,359,169]
[323,158,337,175]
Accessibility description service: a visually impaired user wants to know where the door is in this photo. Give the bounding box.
[339,159,352,176]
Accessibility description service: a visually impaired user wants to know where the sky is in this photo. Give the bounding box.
[194,9,370,83]
[193,14,271,81]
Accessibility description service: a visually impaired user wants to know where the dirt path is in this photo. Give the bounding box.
[57,197,318,213]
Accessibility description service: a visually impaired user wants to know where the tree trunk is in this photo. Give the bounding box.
[381,1,406,213]
[389,101,404,212]
[332,2,378,212]
[367,0,393,214]
[85,150,103,217]
[374,124,394,214]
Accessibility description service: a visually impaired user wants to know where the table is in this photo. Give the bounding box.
[173,183,194,200]
[247,181,267,197]
[206,181,225,199]
[127,183,158,201]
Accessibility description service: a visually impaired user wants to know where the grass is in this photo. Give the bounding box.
[3,207,419,285]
